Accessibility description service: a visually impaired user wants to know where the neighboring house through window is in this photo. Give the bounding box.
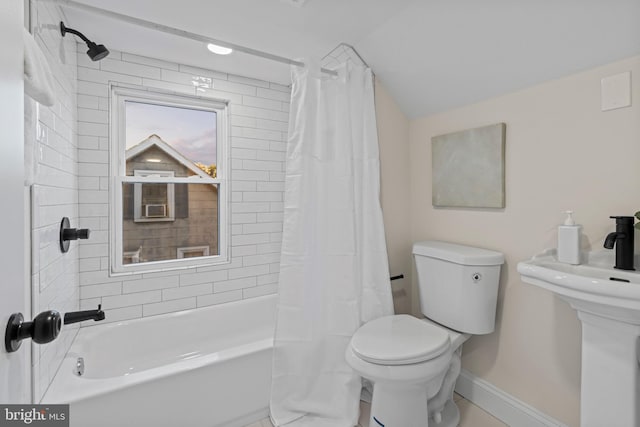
[111,87,228,273]
[177,246,210,259]
[133,169,175,222]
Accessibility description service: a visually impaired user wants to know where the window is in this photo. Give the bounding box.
[111,87,229,273]
[133,170,175,222]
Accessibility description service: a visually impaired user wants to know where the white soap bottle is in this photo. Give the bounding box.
[557,211,581,265]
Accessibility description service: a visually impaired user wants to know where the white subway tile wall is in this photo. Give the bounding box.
[28,2,79,403]
[77,49,290,323]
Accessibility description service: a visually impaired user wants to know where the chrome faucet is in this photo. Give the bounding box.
[64,304,105,325]
[603,216,635,271]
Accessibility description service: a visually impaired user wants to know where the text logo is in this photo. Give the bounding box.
[0,405,69,427]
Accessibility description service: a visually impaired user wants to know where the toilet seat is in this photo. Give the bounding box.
[351,315,450,365]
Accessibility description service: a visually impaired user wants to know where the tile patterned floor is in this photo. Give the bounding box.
[244,394,506,427]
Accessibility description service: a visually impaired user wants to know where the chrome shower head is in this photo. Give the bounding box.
[60,21,110,61]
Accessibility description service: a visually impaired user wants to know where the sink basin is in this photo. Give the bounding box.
[518,250,640,322]
[518,249,640,427]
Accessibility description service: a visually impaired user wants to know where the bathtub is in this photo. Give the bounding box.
[43,294,277,427]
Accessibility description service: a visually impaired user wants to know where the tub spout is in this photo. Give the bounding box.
[64,305,105,325]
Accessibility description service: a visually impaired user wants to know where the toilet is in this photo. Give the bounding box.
[346,240,504,427]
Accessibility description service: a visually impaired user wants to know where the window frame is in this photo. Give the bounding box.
[110,86,229,275]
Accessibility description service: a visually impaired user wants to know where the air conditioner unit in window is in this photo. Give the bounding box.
[145,204,167,218]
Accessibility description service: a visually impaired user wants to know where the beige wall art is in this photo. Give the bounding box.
[431,123,506,208]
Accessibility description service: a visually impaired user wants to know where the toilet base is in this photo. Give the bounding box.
[369,382,429,427]
[429,399,460,427]
[368,392,460,427]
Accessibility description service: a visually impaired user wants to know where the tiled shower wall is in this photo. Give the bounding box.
[77,49,290,322]
[28,1,79,402]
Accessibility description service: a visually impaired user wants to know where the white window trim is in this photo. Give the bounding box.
[110,85,230,275]
[177,246,210,259]
[133,170,175,222]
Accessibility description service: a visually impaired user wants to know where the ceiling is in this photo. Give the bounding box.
[62,0,640,119]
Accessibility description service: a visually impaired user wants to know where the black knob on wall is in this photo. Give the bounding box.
[5,310,62,353]
[60,217,91,253]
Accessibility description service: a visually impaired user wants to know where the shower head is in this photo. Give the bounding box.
[60,21,110,61]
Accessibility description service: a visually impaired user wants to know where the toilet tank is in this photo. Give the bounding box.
[413,241,504,335]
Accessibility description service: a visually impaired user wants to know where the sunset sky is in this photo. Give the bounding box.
[125,101,217,165]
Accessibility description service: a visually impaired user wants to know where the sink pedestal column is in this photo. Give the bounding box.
[518,253,640,427]
[577,311,640,427]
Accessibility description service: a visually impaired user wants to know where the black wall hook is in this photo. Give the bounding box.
[60,217,90,253]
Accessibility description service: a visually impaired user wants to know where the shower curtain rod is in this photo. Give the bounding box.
[44,0,339,76]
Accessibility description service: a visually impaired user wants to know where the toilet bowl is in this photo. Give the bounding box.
[347,241,504,427]
[346,315,453,427]
[346,315,469,427]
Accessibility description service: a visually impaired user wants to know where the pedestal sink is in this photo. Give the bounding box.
[517,250,640,427]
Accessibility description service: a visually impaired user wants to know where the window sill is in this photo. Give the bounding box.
[132,217,176,223]
[110,255,231,277]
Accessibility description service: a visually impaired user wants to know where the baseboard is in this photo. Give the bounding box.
[454,369,568,427]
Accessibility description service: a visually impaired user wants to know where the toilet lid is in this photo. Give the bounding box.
[351,315,450,365]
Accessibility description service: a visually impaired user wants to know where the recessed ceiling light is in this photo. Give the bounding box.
[280,0,310,7]
[207,43,233,55]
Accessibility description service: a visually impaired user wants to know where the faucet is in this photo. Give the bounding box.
[603,216,635,271]
[64,304,105,325]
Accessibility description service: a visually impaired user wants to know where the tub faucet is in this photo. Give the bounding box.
[64,304,105,325]
[603,216,635,271]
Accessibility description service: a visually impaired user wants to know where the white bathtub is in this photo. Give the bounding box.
[43,294,277,427]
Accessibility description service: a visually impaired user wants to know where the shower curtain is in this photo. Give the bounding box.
[269,60,394,427]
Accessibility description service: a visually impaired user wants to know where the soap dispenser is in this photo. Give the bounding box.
[557,211,581,265]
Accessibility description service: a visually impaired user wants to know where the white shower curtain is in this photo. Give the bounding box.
[269,60,394,427]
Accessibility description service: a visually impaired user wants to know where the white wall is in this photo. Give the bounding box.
[409,55,640,426]
[76,49,290,321]
[28,1,79,403]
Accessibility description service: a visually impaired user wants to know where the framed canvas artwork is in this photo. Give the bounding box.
[431,123,505,208]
